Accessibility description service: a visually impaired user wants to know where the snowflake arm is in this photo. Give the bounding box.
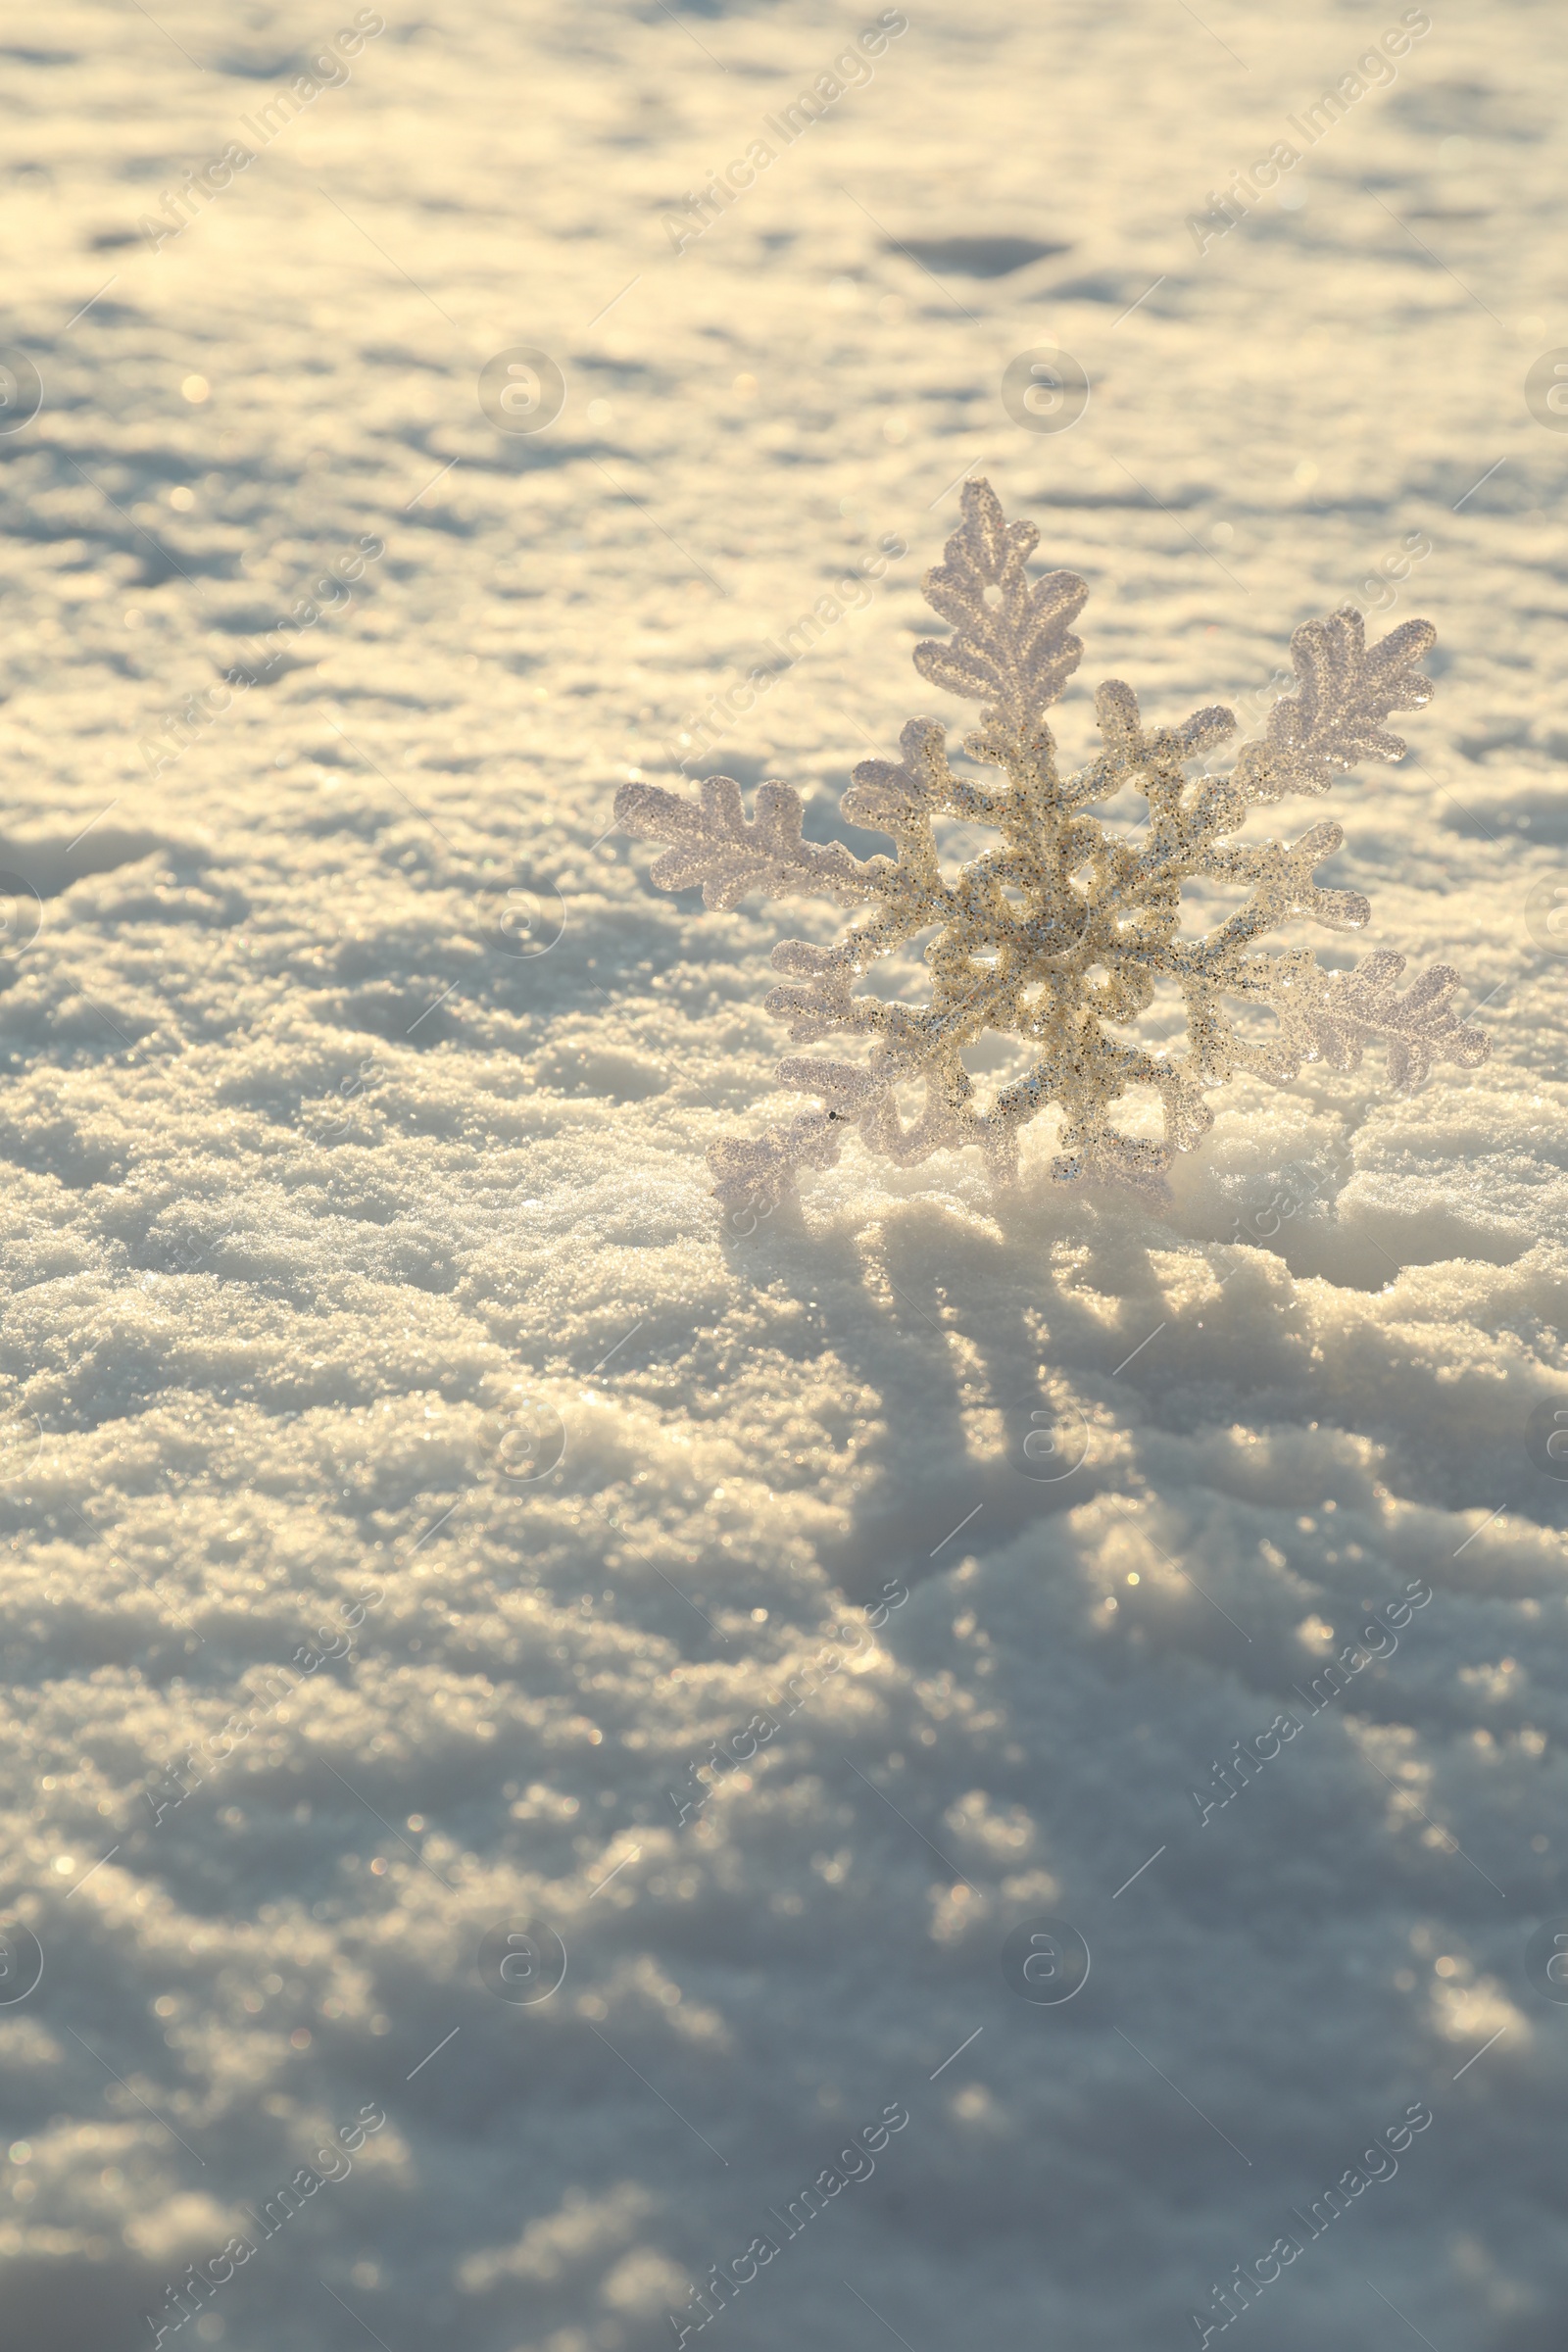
[912,508,1088,749]
[1319,950,1493,1087]
[1228,607,1437,804]
[615,479,1490,1210]
[613,774,885,909]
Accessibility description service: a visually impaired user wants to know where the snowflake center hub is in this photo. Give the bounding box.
[1012,883,1088,963]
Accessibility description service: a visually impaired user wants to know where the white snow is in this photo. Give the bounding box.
[0,3,1564,2350]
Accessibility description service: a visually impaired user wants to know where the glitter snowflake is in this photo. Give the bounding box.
[616,478,1489,1206]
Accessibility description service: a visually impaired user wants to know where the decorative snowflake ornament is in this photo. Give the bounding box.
[616,479,1489,1207]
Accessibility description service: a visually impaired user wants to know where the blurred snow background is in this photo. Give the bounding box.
[0,1,1566,2348]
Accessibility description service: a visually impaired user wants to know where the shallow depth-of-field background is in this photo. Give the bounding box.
[0,2,1566,2348]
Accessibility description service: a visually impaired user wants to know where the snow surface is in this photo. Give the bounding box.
[1,3,1566,2350]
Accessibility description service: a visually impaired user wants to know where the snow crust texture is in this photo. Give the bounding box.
[0,4,1565,2352]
